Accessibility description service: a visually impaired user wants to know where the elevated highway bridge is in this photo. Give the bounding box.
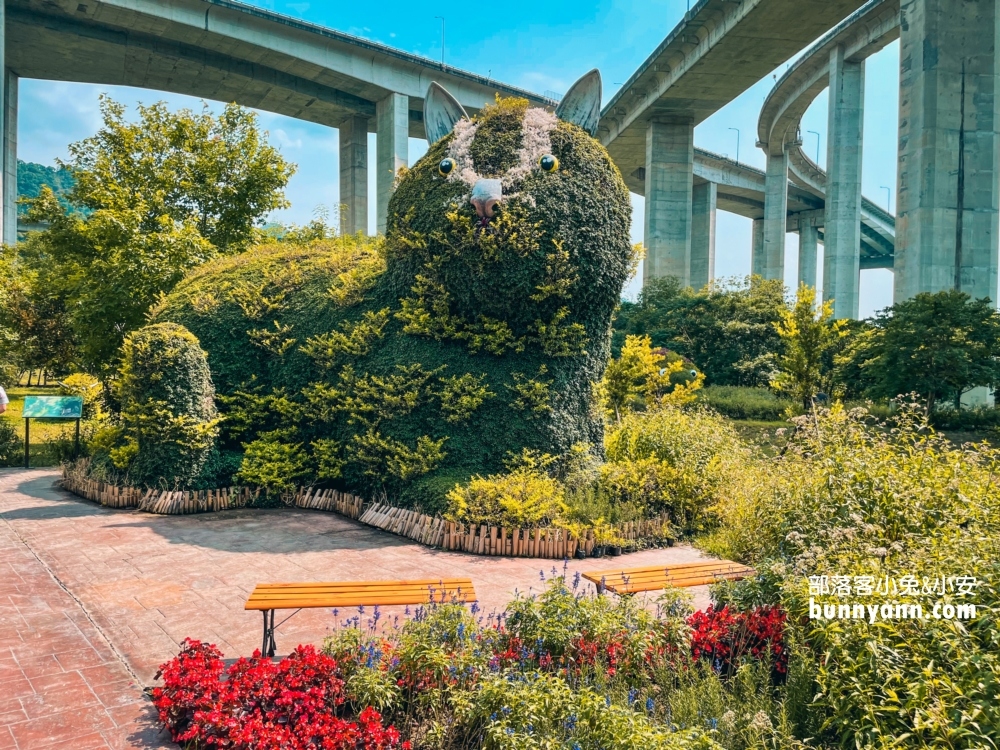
[4,0,996,315]
[1,0,554,239]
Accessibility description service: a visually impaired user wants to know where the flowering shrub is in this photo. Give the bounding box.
[152,639,408,749]
[688,605,788,678]
[703,403,1000,747]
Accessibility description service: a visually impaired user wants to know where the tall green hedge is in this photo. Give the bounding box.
[112,322,219,487]
[153,97,632,509]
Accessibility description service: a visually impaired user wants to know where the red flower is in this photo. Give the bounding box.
[152,639,406,749]
[688,606,788,676]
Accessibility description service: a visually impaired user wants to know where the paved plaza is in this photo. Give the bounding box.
[0,468,713,749]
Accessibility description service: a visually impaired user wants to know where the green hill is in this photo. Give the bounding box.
[16,160,75,214]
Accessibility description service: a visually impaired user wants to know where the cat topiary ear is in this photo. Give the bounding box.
[555,69,602,136]
[424,82,469,144]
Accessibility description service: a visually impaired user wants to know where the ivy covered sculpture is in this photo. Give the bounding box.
[149,70,633,507]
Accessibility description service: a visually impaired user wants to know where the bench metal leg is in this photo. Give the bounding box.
[261,610,276,657]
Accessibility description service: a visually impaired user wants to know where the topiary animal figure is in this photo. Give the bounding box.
[153,71,633,509]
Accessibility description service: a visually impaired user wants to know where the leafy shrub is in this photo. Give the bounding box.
[463,673,717,750]
[0,418,20,466]
[107,323,220,487]
[605,406,749,533]
[698,386,794,422]
[613,275,787,388]
[235,430,310,497]
[395,468,473,516]
[57,372,104,419]
[152,639,408,749]
[598,334,703,421]
[598,456,680,519]
[928,404,1000,431]
[705,403,1000,747]
[445,466,566,528]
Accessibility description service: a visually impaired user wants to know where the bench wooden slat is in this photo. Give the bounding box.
[244,578,477,611]
[605,572,753,594]
[248,595,476,610]
[251,583,472,598]
[582,560,754,595]
[584,561,748,578]
[253,578,473,590]
[247,591,475,606]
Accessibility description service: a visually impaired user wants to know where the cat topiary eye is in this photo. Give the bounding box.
[538,154,559,173]
[438,158,456,176]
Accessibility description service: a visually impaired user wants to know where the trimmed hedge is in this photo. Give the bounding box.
[111,322,219,487]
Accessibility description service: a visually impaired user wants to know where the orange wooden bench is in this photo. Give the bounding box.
[582,560,755,595]
[245,578,477,656]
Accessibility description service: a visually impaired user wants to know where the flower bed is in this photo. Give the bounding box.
[153,577,789,750]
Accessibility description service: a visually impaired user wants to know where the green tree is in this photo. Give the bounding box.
[597,334,701,422]
[858,290,1000,413]
[0,244,78,377]
[614,275,786,387]
[21,97,294,374]
[771,284,845,410]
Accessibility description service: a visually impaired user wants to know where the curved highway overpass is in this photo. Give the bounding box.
[757,0,898,278]
[757,0,1000,316]
[6,0,995,314]
[593,0,872,289]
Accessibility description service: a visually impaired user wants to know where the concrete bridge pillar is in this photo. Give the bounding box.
[798,219,819,291]
[762,149,789,280]
[339,115,368,235]
[895,0,1000,304]
[2,69,15,247]
[824,45,864,319]
[0,1,12,247]
[643,118,694,286]
[751,218,765,277]
[690,181,717,289]
[376,93,408,235]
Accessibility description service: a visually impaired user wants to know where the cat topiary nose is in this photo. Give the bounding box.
[470,179,503,219]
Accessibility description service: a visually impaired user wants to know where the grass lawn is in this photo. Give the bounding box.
[731,419,791,455]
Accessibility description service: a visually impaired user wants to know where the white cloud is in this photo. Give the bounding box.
[271,128,303,149]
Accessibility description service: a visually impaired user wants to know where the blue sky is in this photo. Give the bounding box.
[16,0,899,315]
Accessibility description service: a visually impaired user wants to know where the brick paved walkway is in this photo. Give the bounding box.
[0,468,714,748]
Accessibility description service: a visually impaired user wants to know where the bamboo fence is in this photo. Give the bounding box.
[292,487,364,518]
[359,502,672,560]
[61,466,672,559]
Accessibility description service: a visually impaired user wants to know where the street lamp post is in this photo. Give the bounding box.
[728,127,740,164]
[435,16,445,65]
[807,130,821,164]
[880,186,891,212]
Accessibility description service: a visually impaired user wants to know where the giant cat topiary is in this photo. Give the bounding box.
[150,70,633,507]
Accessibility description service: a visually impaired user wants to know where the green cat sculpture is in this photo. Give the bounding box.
[154,70,633,507]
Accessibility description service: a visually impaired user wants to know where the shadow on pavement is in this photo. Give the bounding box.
[125,701,174,749]
[7,469,412,555]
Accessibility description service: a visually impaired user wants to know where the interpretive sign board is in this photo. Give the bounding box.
[22,396,84,419]
[22,396,84,467]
